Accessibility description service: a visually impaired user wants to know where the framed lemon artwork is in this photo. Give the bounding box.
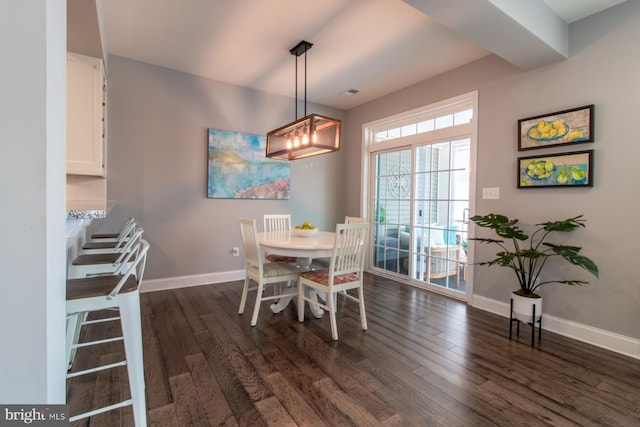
[518,105,594,151]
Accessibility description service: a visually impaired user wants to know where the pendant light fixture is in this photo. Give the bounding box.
[266,40,341,161]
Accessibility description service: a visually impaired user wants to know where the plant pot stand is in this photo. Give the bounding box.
[509,297,542,347]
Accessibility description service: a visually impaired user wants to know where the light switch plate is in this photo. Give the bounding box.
[482,187,500,200]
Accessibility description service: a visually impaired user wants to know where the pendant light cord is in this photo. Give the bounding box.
[294,49,308,120]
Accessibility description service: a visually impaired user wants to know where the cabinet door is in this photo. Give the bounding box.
[67,53,105,176]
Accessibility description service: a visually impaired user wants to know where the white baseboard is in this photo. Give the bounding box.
[140,270,245,293]
[472,295,640,360]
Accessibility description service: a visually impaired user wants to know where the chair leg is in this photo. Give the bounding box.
[305,289,324,319]
[328,290,338,340]
[66,313,82,369]
[358,287,368,331]
[119,294,147,427]
[238,277,250,314]
[250,282,264,327]
[298,282,305,323]
[317,290,328,303]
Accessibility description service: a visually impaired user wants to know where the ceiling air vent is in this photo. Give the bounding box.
[340,89,359,96]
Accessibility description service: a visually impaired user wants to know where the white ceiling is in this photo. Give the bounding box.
[96,0,627,110]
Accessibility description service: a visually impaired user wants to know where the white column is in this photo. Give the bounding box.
[0,0,67,403]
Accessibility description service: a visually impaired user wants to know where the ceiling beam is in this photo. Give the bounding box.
[402,0,568,70]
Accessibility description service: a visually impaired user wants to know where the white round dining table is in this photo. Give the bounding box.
[257,230,336,259]
[257,230,335,317]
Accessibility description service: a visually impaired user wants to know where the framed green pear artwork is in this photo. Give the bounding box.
[518,150,594,188]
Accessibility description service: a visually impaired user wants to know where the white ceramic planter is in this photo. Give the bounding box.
[511,292,542,324]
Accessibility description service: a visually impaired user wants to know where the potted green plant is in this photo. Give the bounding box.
[374,204,387,223]
[470,213,599,323]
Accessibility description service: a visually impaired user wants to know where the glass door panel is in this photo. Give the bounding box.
[372,139,470,296]
[373,149,412,277]
[413,139,469,293]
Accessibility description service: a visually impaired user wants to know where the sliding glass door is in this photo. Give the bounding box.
[366,92,476,300]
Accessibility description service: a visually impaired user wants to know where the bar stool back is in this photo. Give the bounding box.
[82,220,137,253]
[89,217,135,241]
[69,228,144,278]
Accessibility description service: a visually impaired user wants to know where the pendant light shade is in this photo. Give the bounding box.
[266,113,340,160]
[266,41,341,161]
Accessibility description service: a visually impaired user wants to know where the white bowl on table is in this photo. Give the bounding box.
[294,228,318,237]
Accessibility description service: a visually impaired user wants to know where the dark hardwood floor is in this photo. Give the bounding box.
[66,273,640,426]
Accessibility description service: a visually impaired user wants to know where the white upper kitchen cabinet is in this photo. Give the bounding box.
[67,52,106,176]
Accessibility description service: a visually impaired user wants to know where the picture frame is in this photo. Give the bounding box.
[207,128,291,199]
[518,150,594,188]
[518,104,594,151]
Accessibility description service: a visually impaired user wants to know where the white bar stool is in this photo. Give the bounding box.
[66,239,149,426]
[89,217,135,242]
[66,228,143,368]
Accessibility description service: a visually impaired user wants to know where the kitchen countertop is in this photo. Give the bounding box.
[66,200,116,220]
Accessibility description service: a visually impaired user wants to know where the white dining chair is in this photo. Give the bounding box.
[297,222,369,340]
[262,214,297,263]
[239,218,301,326]
[66,239,150,426]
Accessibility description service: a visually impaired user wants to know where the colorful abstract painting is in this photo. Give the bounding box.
[207,128,291,199]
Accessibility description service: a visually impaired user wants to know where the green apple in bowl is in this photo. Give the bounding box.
[295,221,316,230]
[294,221,318,236]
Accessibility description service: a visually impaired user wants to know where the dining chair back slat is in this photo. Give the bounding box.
[263,214,292,232]
[263,214,297,263]
[345,216,367,224]
[329,223,369,277]
[240,218,264,269]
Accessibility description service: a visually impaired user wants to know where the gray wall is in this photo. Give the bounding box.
[345,1,640,339]
[98,56,346,280]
